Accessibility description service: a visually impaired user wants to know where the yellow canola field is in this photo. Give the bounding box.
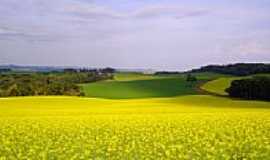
[0,96,269,159]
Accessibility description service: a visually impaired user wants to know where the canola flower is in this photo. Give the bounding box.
[0,113,269,159]
[0,96,269,159]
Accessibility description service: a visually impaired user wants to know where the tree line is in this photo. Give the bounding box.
[0,71,113,97]
[154,71,181,75]
[0,68,11,73]
[226,76,270,101]
[191,63,270,76]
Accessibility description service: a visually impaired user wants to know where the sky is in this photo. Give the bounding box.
[0,0,270,71]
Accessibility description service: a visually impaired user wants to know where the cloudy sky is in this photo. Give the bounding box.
[0,0,270,70]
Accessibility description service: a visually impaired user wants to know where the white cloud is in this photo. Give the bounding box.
[132,5,208,19]
[237,41,270,56]
[61,2,123,19]
[60,2,208,20]
[0,0,269,69]
[0,0,209,42]
[0,27,19,35]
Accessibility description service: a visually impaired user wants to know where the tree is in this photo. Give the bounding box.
[190,63,270,76]
[0,71,113,97]
[100,67,115,74]
[186,74,197,82]
[9,87,20,96]
[64,68,78,73]
[226,76,270,100]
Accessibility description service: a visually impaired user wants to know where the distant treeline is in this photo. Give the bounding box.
[226,76,270,101]
[0,65,63,72]
[0,71,113,97]
[0,65,117,73]
[191,63,270,76]
[64,67,116,74]
[154,71,181,75]
[0,68,11,73]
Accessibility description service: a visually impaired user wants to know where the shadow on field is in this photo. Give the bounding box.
[82,78,200,99]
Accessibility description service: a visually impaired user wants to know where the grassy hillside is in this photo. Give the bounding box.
[81,72,226,99]
[113,72,158,81]
[191,72,231,80]
[200,77,238,95]
[81,78,197,99]
[201,74,270,96]
[0,96,269,159]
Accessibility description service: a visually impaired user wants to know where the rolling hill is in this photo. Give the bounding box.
[80,72,228,99]
[0,72,269,159]
[201,74,270,96]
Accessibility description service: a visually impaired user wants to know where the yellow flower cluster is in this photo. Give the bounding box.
[0,113,269,159]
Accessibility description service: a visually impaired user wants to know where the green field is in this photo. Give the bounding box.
[81,72,224,99]
[81,73,195,99]
[200,77,238,95]
[201,74,270,96]
[0,72,270,159]
[113,72,159,81]
[81,78,197,99]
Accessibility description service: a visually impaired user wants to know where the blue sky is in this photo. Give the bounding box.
[0,0,269,70]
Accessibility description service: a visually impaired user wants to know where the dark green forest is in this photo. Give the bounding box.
[226,76,270,101]
[191,63,270,76]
